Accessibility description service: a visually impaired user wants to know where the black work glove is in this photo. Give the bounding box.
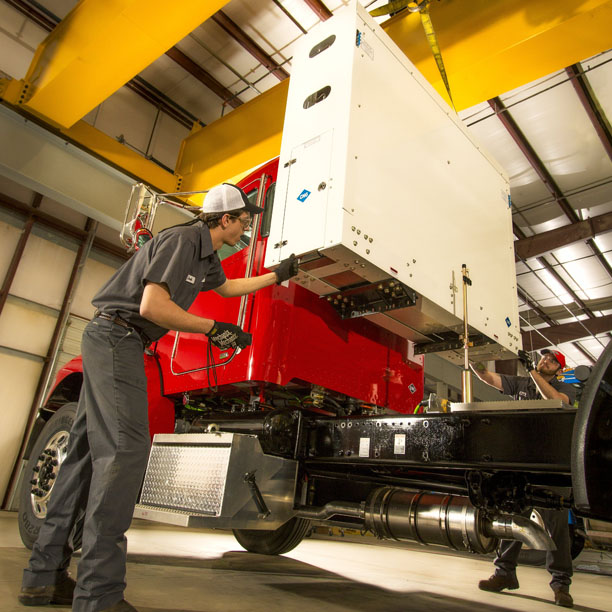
[470,361,486,374]
[275,254,299,284]
[206,321,252,350]
[517,349,535,372]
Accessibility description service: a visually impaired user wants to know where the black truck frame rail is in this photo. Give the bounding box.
[194,339,612,525]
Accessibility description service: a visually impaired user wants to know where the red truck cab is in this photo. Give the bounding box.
[44,158,424,440]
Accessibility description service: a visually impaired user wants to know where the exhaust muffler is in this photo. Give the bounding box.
[296,487,554,554]
[364,488,554,554]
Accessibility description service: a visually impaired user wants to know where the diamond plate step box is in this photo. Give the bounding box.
[135,433,298,530]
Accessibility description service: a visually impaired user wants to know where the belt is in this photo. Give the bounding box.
[94,310,151,345]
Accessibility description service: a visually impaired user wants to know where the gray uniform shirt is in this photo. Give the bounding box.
[499,374,576,405]
[92,220,226,342]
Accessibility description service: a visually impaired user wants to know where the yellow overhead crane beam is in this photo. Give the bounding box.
[176,0,612,193]
[175,81,290,196]
[11,0,230,129]
[4,0,611,197]
[384,0,612,110]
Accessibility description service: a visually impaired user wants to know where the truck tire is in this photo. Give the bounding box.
[233,517,311,555]
[18,403,83,550]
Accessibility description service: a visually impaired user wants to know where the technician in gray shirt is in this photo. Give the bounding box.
[20,184,298,612]
[471,349,577,608]
[472,348,575,405]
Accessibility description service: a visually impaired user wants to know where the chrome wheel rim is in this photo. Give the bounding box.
[30,430,70,519]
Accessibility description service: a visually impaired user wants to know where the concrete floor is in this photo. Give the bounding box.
[2,511,611,612]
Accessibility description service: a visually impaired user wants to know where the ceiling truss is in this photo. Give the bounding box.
[489,82,612,364]
[211,11,290,81]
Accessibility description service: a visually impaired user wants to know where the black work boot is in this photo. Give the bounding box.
[552,587,574,608]
[478,573,520,592]
[100,600,139,611]
[18,574,76,606]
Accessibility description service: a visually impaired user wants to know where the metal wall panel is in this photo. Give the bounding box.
[147,111,191,171]
[0,174,37,205]
[71,256,120,320]
[0,176,124,504]
[92,87,163,158]
[0,352,43,502]
[10,232,75,311]
[0,218,22,280]
[38,195,89,230]
[0,3,44,80]
[0,297,57,357]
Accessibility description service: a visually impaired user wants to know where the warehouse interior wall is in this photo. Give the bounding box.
[0,173,124,502]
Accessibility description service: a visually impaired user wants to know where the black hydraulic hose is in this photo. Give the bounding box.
[304,468,468,495]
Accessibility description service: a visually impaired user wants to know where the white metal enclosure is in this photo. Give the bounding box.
[265,1,520,363]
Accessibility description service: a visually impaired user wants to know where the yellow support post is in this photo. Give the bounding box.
[19,0,230,128]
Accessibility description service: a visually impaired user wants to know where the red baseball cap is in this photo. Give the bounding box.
[541,349,566,369]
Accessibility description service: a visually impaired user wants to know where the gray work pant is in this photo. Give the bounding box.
[22,317,150,611]
[494,507,573,590]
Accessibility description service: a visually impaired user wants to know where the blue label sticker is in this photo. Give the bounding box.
[560,369,580,384]
[507,194,512,208]
[560,374,580,384]
[408,384,416,394]
[505,317,511,327]
[297,189,311,202]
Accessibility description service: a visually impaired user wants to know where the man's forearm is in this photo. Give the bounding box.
[217,273,277,297]
[470,362,503,391]
[530,370,570,403]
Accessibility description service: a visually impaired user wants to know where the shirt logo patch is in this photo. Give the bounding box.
[186,274,196,284]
